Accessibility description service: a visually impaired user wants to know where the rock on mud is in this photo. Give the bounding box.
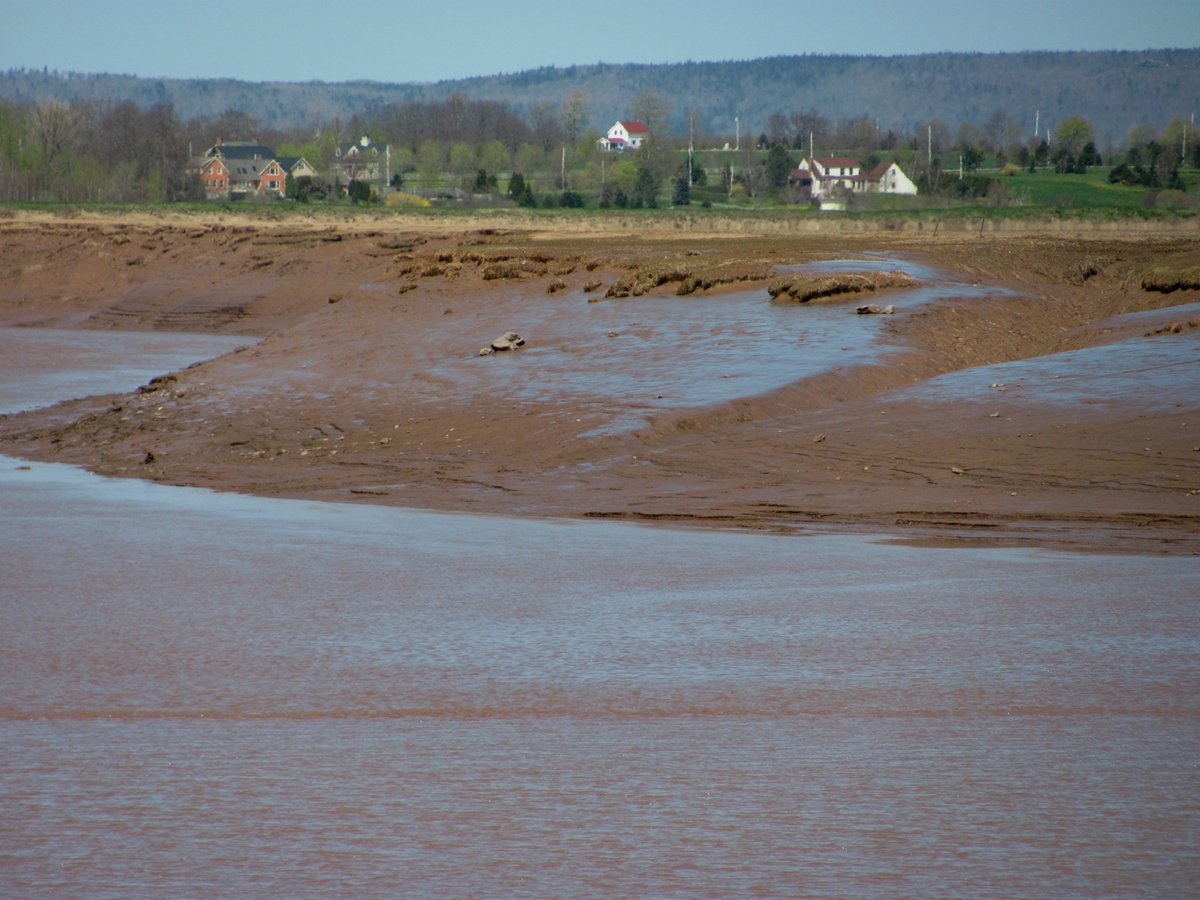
[478,331,526,356]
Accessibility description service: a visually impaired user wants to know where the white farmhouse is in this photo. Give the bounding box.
[791,156,917,200]
[597,120,649,151]
[865,161,918,195]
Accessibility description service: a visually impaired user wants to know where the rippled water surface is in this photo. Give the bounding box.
[896,301,1200,412]
[0,328,252,415]
[423,259,996,434]
[2,326,1198,898]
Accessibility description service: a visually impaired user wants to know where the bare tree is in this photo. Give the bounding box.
[29,100,81,169]
[561,91,589,143]
[528,101,564,152]
[630,90,671,136]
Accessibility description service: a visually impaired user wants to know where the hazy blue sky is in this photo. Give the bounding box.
[3,0,1197,83]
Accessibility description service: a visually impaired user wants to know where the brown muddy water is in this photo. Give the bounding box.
[2,330,1198,898]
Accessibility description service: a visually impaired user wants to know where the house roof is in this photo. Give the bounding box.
[812,156,861,169]
[277,156,315,173]
[866,161,892,181]
[338,138,379,157]
[209,141,276,160]
[228,158,284,180]
[621,121,649,134]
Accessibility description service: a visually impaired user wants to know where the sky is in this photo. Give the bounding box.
[3,0,1198,84]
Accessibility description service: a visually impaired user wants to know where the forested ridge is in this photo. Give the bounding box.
[3,48,1197,146]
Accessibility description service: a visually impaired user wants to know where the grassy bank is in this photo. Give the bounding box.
[3,196,1199,239]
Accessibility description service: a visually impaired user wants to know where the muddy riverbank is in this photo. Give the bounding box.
[1,210,1197,552]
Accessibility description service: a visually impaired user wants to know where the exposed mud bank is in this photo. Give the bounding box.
[2,211,1197,553]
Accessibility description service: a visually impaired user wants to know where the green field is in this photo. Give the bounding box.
[997,168,1172,209]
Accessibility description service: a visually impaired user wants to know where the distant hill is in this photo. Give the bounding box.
[3,48,1197,146]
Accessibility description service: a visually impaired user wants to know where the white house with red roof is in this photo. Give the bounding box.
[597,120,649,151]
[792,156,917,200]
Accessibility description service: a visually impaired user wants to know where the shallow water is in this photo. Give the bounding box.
[896,301,1200,412]
[0,328,253,415]
[424,259,993,434]
[2,323,1198,897]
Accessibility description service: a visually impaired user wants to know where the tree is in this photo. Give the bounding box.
[416,139,443,187]
[28,100,81,171]
[1032,138,1050,169]
[983,109,1022,155]
[764,144,794,189]
[1160,117,1192,165]
[838,116,878,154]
[561,91,589,143]
[630,89,670,136]
[961,145,985,173]
[765,113,793,149]
[1054,116,1094,162]
[789,109,829,154]
[478,139,510,178]
[955,121,986,155]
[1126,123,1156,152]
[472,168,497,193]
[632,164,661,208]
[514,142,545,180]
[735,144,766,197]
[448,142,477,182]
[672,175,690,205]
[210,108,259,142]
[528,101,563,152]
[507,171,526,201]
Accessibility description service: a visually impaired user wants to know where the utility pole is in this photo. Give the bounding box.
[561,146,566,191]
[1034,109,1039,141]
[688,114,694,186]
[735,116,740,152]
[927,124,932,168]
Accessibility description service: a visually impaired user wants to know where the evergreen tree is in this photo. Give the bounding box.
[764,144,794,188]
[508,172,526,201]
[633,165,660,208]
[672,175,690,205]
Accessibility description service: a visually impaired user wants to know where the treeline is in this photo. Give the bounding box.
[3,48,1197,144]
[1,89,1196,205]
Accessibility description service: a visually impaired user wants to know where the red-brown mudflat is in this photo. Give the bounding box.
[2,208,1197,553]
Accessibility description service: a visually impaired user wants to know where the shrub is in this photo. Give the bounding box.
[384,192,432,208]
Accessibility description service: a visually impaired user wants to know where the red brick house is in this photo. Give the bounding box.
[191,138,308,199]
[199,157,230,199]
